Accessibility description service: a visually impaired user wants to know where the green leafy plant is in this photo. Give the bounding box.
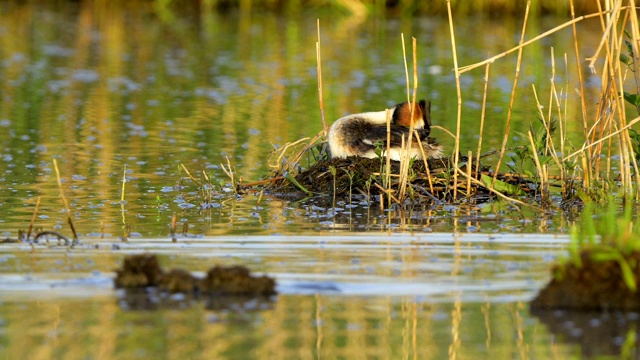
[565,199,640,292]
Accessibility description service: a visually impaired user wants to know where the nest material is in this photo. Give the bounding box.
[530,250,640,311]
[264,155,536,206]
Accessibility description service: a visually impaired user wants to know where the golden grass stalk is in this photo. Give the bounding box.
[52,159,78,242]
[181,163,202,186]
[466,151,472,202]
[527,130,547,202]
[220,156,237,189]
[398,35,419,201]
[121,165,127,202]
[268,130,325,178]
[416,136,435,194]
[446,0,462,199]
[475,62,491,178]
[316,19,327,136]
[26,196,41,241]
[385,108,392,206]
[570,0,591,187]
[492,1,531,186]
[458,11,611,74]
[53,159,70,213]
[171,213,177,242]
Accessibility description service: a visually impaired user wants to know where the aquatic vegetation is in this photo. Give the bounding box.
[531,200,640,310]
[528,4,640,310]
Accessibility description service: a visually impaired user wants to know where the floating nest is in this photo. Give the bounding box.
[530,249,640,311]
[254,154,540,207]
[114,254,276,310]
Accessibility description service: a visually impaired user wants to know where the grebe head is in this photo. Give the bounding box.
[392,100,430,129]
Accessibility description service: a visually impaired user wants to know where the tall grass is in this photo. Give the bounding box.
[448,0,640,204]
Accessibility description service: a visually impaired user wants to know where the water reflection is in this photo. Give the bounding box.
[0,230,582,357]
[0,295,559,359]
[531,309,640,357]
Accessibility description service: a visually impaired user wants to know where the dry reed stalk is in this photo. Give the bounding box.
[573,1,640,198]
[530,83,561,167]
[121,165,127,202]
[415,136,435,194]
[52,159,78,242]
[446,0,462,199]
[527,130,547,202]
[397,34,410,200]
[257,189,264,207]
[546,51,568,193]
[620,3,640,196]
[26,196,41,241]
[220,156,237,187]
[565,116,640,161]
[398,35,419,201]
[611,9,634,196]
[316,19,327,136]
[385,108,392,207]
[586,0,623,72]
[475,62,491,179]
[492,1,530,187]
[466,151,472,202]
[586,3,622,180]
[53,159,70,213]
[454,167,541,210]
[570,0,591,186]
[181,163,203,186]
[607,7,627,186]
[459,11,613,74]
[374,183,401,204]
[271,135,314,172]
[202,170,212,203]
[171,213,177,242]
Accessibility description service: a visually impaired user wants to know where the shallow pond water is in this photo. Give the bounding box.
[0,233,572,358]
[0,233,636,358]
[0,2,629,359]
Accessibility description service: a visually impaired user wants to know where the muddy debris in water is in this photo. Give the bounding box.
[201,265,276,296]
[114,254,277,310]
[530,250,640,311]
[1,230,72,245]
[114,254,163,288]
[257,155,538,206]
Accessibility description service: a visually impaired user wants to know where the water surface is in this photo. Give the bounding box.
[0,2,623,359]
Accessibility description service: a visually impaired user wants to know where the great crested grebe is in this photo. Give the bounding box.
[327,100,443,161]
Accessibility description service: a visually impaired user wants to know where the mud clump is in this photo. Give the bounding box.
[114,254,163,288]
[114,254,276,310]
[158,268,199,293]
[202,265,276,296]
[530,250,640,311]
